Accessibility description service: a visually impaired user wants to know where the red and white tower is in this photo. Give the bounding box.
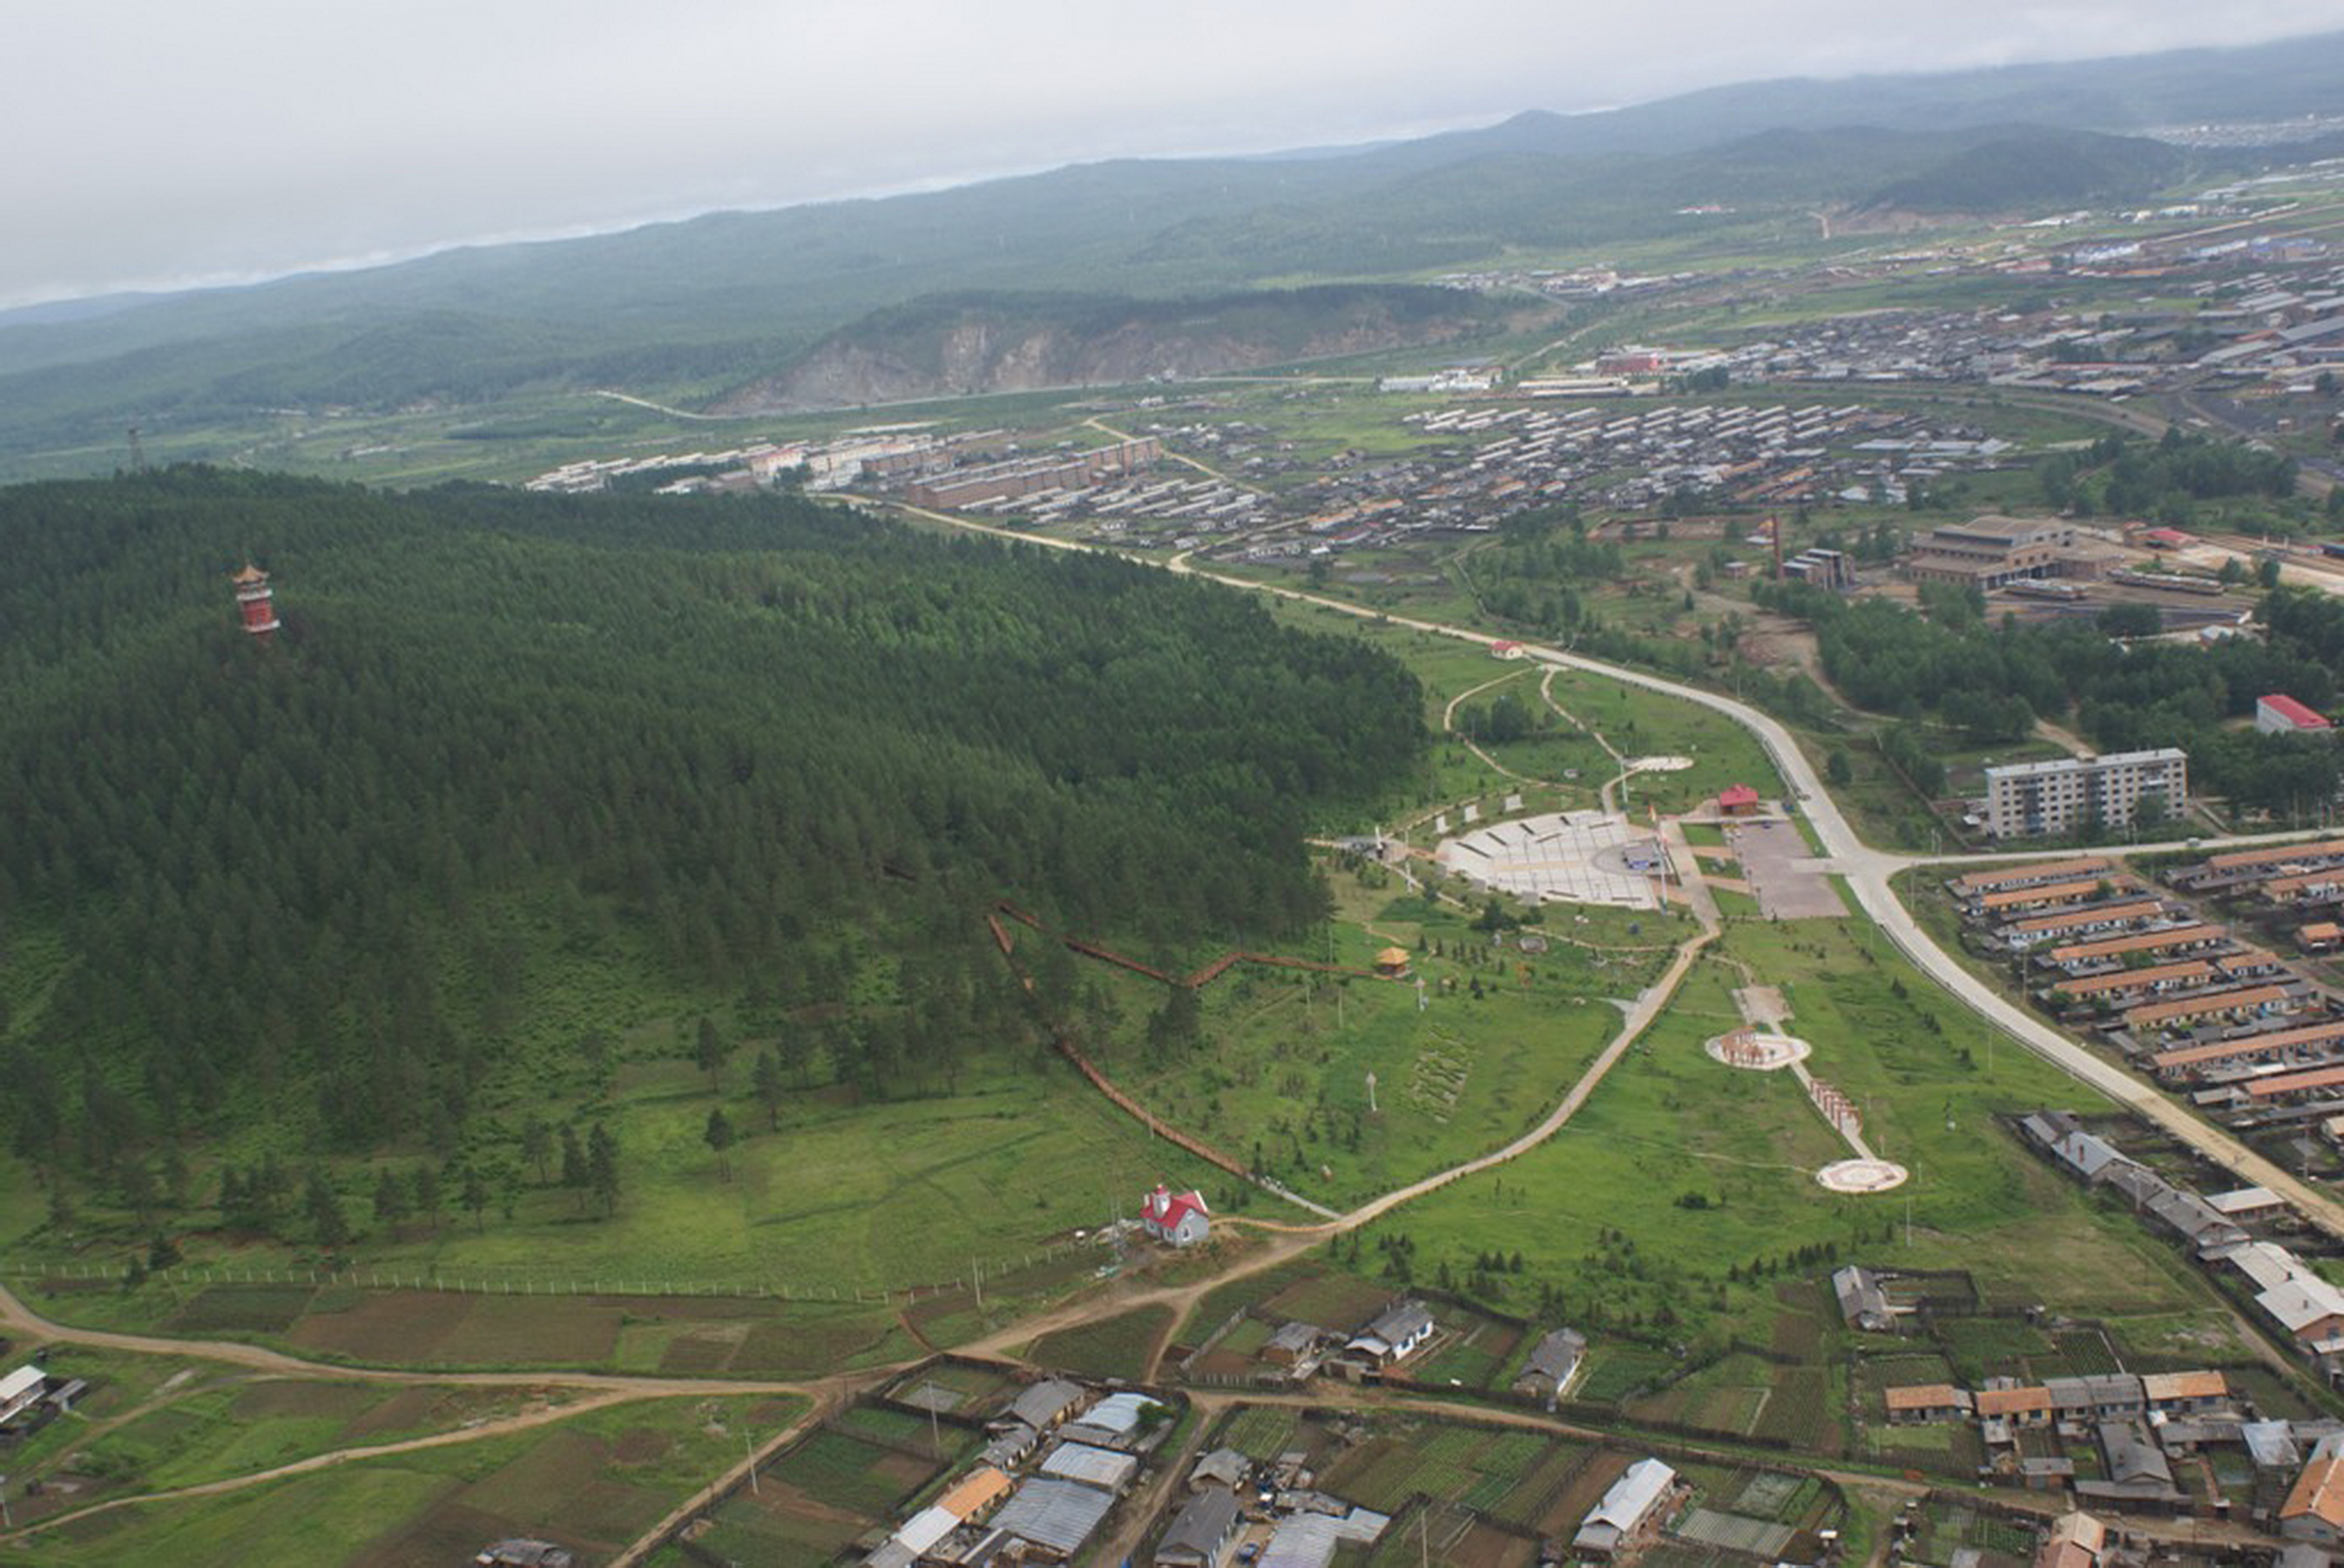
[232,564,280,643]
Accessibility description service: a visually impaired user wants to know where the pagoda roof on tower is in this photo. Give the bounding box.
[232,564,268,585]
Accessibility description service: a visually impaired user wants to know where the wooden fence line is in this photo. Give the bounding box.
[0,1234,1101,1307]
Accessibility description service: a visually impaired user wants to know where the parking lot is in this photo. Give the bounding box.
[1730,821,1847,920]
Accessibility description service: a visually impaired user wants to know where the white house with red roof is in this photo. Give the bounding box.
[1140,1184,1211,1247]
[2260,694,2334,736]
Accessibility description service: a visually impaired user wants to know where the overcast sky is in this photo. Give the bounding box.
[7,0,2344,309]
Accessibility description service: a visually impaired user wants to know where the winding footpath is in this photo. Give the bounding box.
[893,494,2344,1234]
[11,494,2343,1553]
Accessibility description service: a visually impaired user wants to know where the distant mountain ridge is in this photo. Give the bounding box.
[1861,127,2188,214]
[2,30,2341,470]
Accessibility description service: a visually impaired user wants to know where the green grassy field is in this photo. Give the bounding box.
[8,1026,1240,1328]
[0,1390,807,1568]
[1091,923,1623,1208]
[1348,914,2206,1349]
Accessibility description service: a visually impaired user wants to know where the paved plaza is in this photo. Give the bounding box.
[1434,809,1665,909]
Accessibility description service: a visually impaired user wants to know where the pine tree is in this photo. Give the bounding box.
[753,1048,786,1132]
[705,1106,735,1180]
[694,1016,727,1093]
[521,1116,552,1186]
[305,1168,349,1250]
[587,1121,620,1216]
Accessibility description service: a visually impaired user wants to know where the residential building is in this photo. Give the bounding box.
[2287,1435,2344,1544]
[1573,1458,1677,1558]
[2047,1375,2145,1423]
[1141,1185,1211,1247]
[1154,1485,1241,1568]
[1341,1300,1435,1371]
[2034,1510,2108,1568]
[1513,1328,1588,1403]
[2142,1370,2230,1414]
[1886,1384,1972,1423]
[1984,749,2188,840]
[1831,1266,1895,1333]
[1975,1385,2055,1428]
[1000,1378,1088,1435]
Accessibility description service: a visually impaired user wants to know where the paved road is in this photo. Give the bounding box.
[893,495,2344,1235]
[1145,554,2344,1238]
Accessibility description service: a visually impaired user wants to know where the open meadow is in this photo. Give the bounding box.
[1354,915,2215,1346]
[0,1382,807,1568]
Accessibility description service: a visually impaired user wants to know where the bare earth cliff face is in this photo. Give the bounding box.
[709,291,1494,415]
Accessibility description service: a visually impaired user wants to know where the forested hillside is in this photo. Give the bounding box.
[0,470,1422,1168]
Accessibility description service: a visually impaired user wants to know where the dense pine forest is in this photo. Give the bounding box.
[0,469,1422,1174]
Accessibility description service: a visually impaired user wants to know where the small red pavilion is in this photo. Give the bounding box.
[1718,784,1763,816]
[232,564,280,644]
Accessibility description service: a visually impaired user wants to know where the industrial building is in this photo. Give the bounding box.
[1983,749,2189,839]
[2260,694,2334,736]
[1905,516,2090,590]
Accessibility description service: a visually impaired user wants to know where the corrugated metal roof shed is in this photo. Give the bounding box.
[992,1477,1116,1556]
[1039,1441,1138,1492]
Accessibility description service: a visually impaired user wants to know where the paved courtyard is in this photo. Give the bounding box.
[1729,820,1847,919]
[1434,809,1664,909]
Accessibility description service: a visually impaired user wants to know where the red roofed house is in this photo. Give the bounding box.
[2260,694,2334,736]
[1141,1184,1211,1247]
[1717,785,1763,817]
[1490,641,1526,660]
[2139,527,2193,550]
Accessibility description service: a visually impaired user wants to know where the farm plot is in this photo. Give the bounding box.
[1755,1366,1839,1455]
[1213,1404,1302,1461]
[1673,1507,1795,1557]
[764,1425,962,1519]
[1930,1317,2053,1384]
[888,1360,1019,1416]
[1572,1345,1677,1406]
[1627,1352,1780,1435]
[1024,1303,1172,1382]
[1262,1272,1395,1335]
[285,1291,624,1366]
[1364,1498,1539,1568]
[1415,1310,1525,1392]
[162,1283,318,1334]
[1911,1503,2037,1567]
[1325,1421,1557,1520]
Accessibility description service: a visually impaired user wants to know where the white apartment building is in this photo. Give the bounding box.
[1984,748,2189,839]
